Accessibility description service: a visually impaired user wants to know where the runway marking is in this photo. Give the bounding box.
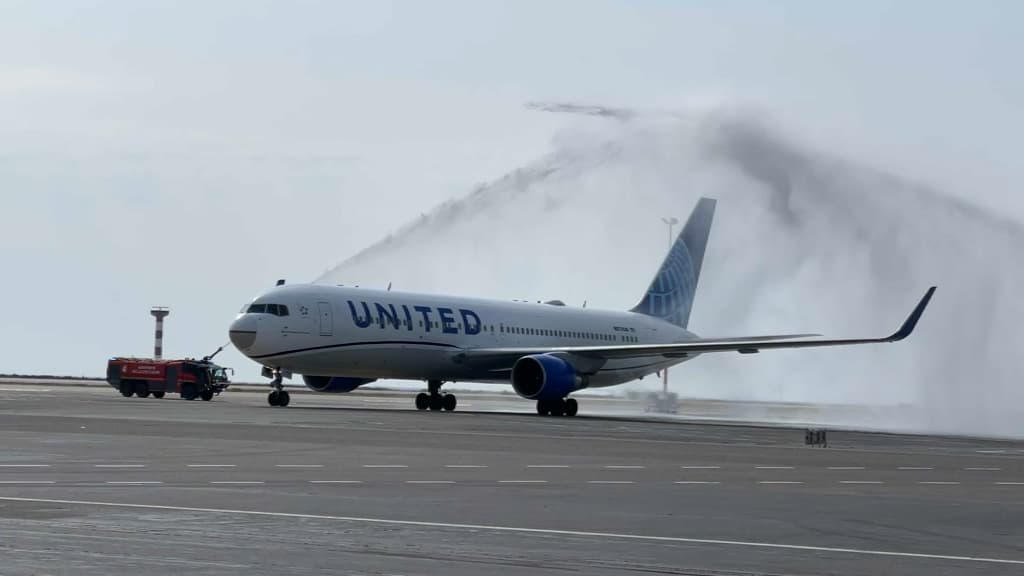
[898,467,934,470]
[4,496,1019,566]
[828,466,865,470]
[755,466,794,470]
[309,480,362,484]
[680,466,720,469]
[94,464,146,468]
[445,465,488,468]
[187,464,236,468]
[976,450,1006,454]
[0,480,55,484]
[965,467,1001,471]
[587,480,635,484]
[674,481,720,485]
[210,481,264,485]
[995,482,1024,485]
[758,481,802,484]
[406,480,455,484]
[839,481,883,485]
[0,464,49,468]
[498,480,547,484]
[604,465,645,469]
[527,465,569,468]
[275,464,324,468]
[918,481,960,485]
[362,465,408,468]
[105,481,162,485]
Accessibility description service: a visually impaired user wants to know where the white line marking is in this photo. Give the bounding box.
[210,481,264,485]
[680,465,720,469]
[755,466,794,470]
[94,464,146,468]
[362,465,408,468]
[527,465,569,468]
[604,465,644,469]
[839,481,883,484]
[309,480,362,484]
[0,464,50,468]
[3,496,1018,566]
[918,481,960,485]
[587,480,635,484]
[674,481,720,484]
[965,467,1001,471]
[759,481,803,484]
[976,450,1006,454]
[105,481,162,485]
[275,464,324,468]
[0,481,56,484]
[898,467,934,470]
[445,465,488,468]
[498,480,547,484]
[406,480,455,484]
[187,464,236,468]
[828,466,865,470]
[995,482,1024,485]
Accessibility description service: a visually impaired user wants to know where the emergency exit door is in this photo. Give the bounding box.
[318,302,333,336]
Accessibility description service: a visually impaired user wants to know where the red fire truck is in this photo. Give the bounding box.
[106,347,232,401]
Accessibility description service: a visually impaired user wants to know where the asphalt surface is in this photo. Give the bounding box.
[1,383,1022,575]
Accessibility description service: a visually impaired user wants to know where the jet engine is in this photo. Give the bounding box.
[301,375,376,393]
[511,354,581,401]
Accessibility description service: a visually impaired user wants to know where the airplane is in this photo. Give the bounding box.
[228,197,935,415]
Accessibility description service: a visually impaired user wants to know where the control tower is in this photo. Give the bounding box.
[150,307,170,360]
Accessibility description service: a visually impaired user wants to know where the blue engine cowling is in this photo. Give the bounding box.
[511,354,579,401]
[302,375,376,393]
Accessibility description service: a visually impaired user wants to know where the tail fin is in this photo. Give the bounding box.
[630,197,716,328]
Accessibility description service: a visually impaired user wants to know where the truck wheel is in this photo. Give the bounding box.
[200,390,214,401]
[136,390,150,398]
[119,382,135,397]
[152,391,165,399]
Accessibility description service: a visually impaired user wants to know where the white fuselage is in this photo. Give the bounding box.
[230,284,698,388]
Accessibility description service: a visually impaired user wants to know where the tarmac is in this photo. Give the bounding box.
[1,381,1022,575]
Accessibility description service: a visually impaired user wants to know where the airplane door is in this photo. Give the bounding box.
[318,302,333,336]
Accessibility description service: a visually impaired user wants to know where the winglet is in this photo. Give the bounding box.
[887,286,936,342]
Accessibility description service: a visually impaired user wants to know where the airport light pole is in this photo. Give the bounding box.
[660,217,678,398]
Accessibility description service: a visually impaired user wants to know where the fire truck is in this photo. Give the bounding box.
[106,347,233,401]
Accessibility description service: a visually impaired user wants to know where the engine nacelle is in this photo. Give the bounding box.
[511,354,581,401]
[302,375,376,393]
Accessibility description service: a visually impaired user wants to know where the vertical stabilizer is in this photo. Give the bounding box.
[630,198,716,328]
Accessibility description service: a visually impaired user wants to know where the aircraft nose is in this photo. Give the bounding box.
[229,315,258,351]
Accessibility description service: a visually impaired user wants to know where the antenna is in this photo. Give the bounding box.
[387,281,392,291]
[582,300,587,308]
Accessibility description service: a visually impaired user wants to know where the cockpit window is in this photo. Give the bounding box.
[246,303,290,316]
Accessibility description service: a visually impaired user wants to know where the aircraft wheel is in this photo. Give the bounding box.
[268,390,280,406]
[442,393,457,412]
[564,398,578,417]
[550,398,566,417]
[278,390,291,407]
[200,390,214,401]
[152,391,165,399]
[536,399,549,416]
[428,394,443,411]
[415,392,430,410]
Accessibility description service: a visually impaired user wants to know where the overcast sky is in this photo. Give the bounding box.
[1,0,1021,377]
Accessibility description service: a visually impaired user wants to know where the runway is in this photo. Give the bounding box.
[1,383,1022,575]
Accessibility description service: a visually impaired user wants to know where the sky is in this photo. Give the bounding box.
[1,0,1022,381]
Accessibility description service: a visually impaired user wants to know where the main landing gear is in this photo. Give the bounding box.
[267,368,291,407]
[537,397,578,417]
[415,380,456,412]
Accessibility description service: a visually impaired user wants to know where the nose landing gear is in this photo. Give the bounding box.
[537,397,578,417]
[415,380,456,412]
[266,368,290,407]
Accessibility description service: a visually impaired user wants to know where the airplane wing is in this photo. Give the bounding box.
[453,287,935,369]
